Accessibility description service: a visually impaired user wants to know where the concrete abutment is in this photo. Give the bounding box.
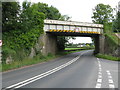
[41,33,58,55]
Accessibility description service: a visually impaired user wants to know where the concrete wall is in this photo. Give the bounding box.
[94,34,120,57]
[94,35,105,54]
[41,33,58,55]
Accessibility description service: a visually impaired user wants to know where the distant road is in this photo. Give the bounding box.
[2,50,118,89]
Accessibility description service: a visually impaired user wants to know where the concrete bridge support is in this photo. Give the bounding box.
[41,33,58,55]
[94,35,105,54]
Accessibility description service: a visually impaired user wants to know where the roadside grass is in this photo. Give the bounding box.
[95,53,120,61]
[65,47,94,51]
[1,49,87,72]
[65,48,82,50]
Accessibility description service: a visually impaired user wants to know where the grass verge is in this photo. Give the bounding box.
[1,49,86,72]
[95,53,120,61]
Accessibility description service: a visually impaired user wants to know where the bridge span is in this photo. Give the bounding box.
[40,20,104,55]
[44,20,103,36]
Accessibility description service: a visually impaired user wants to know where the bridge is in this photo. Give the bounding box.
[40,20,104,55]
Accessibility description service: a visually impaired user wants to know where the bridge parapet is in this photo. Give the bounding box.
[44,19,103,34]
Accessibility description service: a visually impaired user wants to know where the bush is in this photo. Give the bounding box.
[2,47,16,63]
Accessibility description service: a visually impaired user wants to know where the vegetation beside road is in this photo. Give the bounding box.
[96,53,120,61]
[65,47,94,51]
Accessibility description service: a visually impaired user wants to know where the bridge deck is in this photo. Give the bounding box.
[44,20,103,35]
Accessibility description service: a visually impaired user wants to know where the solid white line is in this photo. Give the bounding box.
[95,83,101,88]
[6,51,87,89]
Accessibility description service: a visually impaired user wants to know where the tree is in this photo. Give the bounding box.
[31,2,61,20]
[92,3,114,24]
[112,11,120,32]
[2,2,20,32]
[59,15,71,21]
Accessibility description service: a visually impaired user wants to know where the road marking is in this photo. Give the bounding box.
[108,76,112,79]
[97,79,102,83]
[109,84,115,88]
[109,79,114,83]
[107,72,111,75]
[95,58,102,88]
[3,51,88,89]
[99,64,101,67]
[106,70,110,73]
[95,83,101,88]
[106,70,115,88]
[98,75,102,78]
[98,72,102,75]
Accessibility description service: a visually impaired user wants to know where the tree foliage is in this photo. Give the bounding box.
[112,11,120,32]
[2,2,20,32]
[92,3,113,24]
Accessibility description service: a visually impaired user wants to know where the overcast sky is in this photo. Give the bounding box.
[19,0,119,43]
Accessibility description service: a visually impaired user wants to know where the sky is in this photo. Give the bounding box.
[19,0,119,43]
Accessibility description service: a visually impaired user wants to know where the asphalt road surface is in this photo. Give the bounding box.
[2,50,119,89]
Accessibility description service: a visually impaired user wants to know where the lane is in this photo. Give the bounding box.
[2,50,87,88]
[2,50,118,89]
[18,51,98,88]
[98,58,118,88]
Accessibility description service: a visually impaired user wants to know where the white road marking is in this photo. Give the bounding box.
[98,72,102,75]
[99,64,101,67]
[97,79,102,83]
[95,58,102,88]
[98,75,102,78]
[95,83,101,88]
[107,72,111,75]
[109,84,115,88]
[97,58,99,61]
[108,76,112,79]
[109,79,114,84]
[4,51,88,89]
[106,70,115,88]
[106,70,110,73]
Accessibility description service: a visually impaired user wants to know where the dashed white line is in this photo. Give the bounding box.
[108,76,112,79]
[109,84,115,88]
[107,72,111,75]
[109,79,114,83]
[106,70,115,88]
[98,72,102,75]
[98,75,102,78]
[95,83,101,88]
[95,58,102,88]
[97,79,102,83]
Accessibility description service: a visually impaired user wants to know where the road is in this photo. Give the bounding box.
[2,50,119,89]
